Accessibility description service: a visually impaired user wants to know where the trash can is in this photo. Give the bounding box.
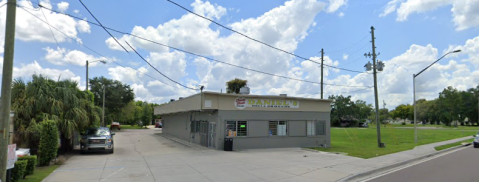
[224,138,233,151]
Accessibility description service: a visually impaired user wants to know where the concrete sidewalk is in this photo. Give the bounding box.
[44,129,474,182]
[165,134,474,182]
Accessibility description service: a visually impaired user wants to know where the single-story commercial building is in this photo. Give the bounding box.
[154,91,332,150]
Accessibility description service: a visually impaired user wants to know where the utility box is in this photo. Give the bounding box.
[224,138,233,151]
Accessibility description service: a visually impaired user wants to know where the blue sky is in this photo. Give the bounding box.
[1,0,478,109]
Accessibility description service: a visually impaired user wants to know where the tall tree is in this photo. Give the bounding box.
[329,95,358,127]
[437,86,460,126]
[141,102,153,126]
[89,76,135,125]
[226,78,247,94]
[391,104,413,124]
[11,75,100,152]
[355,100,373,120]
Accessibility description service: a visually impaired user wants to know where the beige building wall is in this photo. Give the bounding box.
[155,92,331,115]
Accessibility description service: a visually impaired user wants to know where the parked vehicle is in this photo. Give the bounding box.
[155,121,162,128]
[80,127,115,154]
[111,122,121,130]
[474,136,479,148]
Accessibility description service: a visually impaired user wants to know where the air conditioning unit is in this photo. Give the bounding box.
[239,87,250,94]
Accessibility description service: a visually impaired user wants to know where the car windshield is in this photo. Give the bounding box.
[476,136,479,140]
[86,128,110,136]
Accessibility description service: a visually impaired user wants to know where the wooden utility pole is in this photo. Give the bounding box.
[321,49,324,99]
[0,0,17,181]
[370,26,383,148]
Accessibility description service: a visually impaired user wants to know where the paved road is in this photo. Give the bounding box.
[366,147,479,182]
[43,128,362,182]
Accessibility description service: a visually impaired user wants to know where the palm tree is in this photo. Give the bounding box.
[11,75,101,152]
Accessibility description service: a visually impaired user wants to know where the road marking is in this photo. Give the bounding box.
[360,146,469,182]
[100,167,125,182]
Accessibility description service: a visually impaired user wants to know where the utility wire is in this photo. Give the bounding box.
[77,0,129,53]
[31,3,371,88]
[323,34,369,54]
[124,41,197,90]
[166,0,365,74]
[19,5,187,91]
[36,0,83,68]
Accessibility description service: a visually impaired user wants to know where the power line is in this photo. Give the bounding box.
[36,0,83,68]
[315,87,372,95]
[77,0,129,53]
[19,5,191,91]
[30,4,372,88]
[166,0,365,74]
[323,34,369,54]
[124,41,197,90]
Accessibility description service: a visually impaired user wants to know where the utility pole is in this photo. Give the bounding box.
[86,60,89,91]
[102,85,105,127]
[321,48,324,99]
[370,26,383,148]
[0,0,17,181]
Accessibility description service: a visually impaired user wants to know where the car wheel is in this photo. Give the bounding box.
[80,150,85,154]
[109,148,114,154]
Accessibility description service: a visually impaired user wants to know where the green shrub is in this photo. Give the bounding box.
[39,120,59,166]
[18,155,37,175]
[11,160,28,182]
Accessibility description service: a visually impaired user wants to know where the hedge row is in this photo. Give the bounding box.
[11,160,27,182]
[18,155,37,175]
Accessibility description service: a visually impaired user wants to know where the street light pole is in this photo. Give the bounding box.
[85,60,106,91]
[86,60,89,91]
[102,85,105,127]
[413,50,461,143]
[413,74,417,143]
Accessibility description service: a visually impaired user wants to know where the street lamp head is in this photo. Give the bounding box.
[452,50,461,53]
[99,60,107,64]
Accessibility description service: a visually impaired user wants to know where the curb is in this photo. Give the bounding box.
[338,143,470,182]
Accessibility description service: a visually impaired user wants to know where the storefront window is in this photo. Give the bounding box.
[226,121,247,137]
[308,121,325,136]
[269,121,287,136]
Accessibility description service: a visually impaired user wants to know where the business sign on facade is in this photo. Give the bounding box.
[7,144,16,169]
[234,97,299,109]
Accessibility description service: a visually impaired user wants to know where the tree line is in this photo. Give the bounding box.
[330,85,479,127]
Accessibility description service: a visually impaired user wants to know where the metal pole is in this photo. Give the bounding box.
[371,26,382,148]
[102,86,105,127]
[86,60,89,91]
[413,74,417,143]
[0,0,17,180]
[321,48,324,99]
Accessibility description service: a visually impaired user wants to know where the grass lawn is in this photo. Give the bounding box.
[312,127,477,159]
[386,123,479,130]
[434,139,474,151]
[20,165,60,182]
[107,125,149,129]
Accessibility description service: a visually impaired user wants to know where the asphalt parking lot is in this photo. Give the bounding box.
[43,128,362,182]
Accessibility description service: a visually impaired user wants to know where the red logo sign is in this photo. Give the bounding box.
[236,98,245,105]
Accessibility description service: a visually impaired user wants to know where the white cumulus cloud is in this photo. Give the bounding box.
[57,1,69,13]
[0,0,90,53]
